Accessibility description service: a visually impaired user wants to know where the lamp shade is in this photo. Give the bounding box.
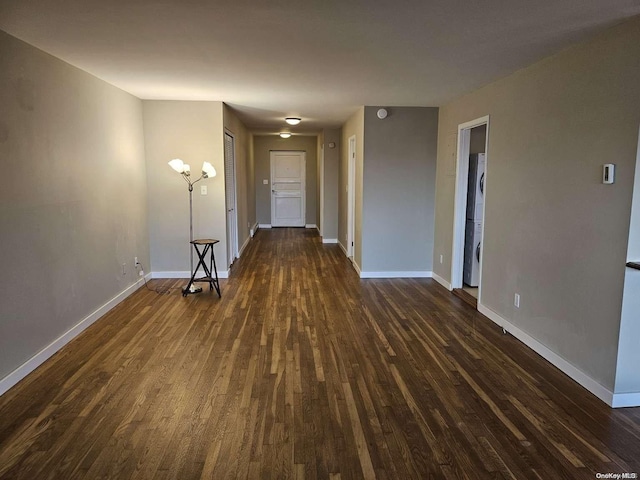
[202,162,216,178]
[168,158,185,173]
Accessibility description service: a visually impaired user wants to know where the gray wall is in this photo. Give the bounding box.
[470,124,487,154]
[321,129,341,240]
[254,135,318,226]
[432,17,640,391]
[0,32,148,380]
[362,107,439,273]
[143,101,228,274]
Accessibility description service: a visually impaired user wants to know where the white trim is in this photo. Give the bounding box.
[339,241,348,256]
[224,130,239,267]
[322,238,338,244]
[611,392,640,408]
[477,302,624,407]
[258,223,272,229]
[238,235,250,257]
[319,143,325,237]
[0,277,147,396]
[359,271,433,279]
[352,260,362,277]
[452,115,490,294]
[347,135,356,259]
[151,270,229,279]
[432,272,453,290]
[250,222,259,237]
[305,224,317,229]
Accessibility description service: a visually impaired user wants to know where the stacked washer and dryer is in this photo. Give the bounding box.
[463,153,485,287]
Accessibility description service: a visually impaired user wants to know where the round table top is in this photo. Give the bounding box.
[191,239,220,245]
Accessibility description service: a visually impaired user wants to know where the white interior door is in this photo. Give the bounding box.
[224,132,238,266]
[271,151,305,227]
[347,135,356,258]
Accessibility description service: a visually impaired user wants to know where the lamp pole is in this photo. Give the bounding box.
[168,159,217,295]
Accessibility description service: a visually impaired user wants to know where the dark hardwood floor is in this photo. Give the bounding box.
[1,228,639,479]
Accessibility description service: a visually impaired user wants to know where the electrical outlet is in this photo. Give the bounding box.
[122,263,126,275]
[440,254,443,264]
[514,293,520,308]
[135,256,139,265]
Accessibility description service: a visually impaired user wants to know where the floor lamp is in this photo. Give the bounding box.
[168,158,217,294]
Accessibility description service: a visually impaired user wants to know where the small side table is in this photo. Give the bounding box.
[183,239,221,298]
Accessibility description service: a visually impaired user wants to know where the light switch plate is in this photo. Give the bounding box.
[263,179,269,185]
[201,185,208,195]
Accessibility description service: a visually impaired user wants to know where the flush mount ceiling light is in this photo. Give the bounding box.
[279,132,292,138]
[285,117,301,125]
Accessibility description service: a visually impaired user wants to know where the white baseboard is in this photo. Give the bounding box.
[258,224,272,229]
[250,222,259,237]
[322,238,338,244]
[432,272,453,290]
[0,277,148,397]
[305,224,317,229]
[151,270,229,279]
[359,271,433,279]
[476,302,631,407]
[239,236,250,257]
[611,392,640,408]
[352,260,362,276]
[339,242,348,256]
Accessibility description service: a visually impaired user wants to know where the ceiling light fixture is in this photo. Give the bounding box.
[285,117,301,125]
[280,132,292,138]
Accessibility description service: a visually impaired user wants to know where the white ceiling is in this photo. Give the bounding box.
[1,0,638,133]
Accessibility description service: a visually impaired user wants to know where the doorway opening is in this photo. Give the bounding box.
[452,116,490,307]
[224,131,239,268]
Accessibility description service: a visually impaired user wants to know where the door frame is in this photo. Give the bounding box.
[270,150,306,227]
[319,143,325,236]
[347,135,356,259]
[224,130,239,266]
[451,116,490,299]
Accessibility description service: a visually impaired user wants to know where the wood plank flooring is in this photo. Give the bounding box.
[1,228,639,479]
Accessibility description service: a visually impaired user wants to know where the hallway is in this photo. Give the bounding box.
[0,228,639,479]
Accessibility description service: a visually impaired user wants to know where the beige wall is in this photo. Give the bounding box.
[143,101,228,273]
[253,135,318,226]
[223,105,252,253]
[340,108,365,266]
[0,32,148,382]
[433,17,640,391]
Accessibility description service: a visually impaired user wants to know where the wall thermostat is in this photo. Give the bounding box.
[603,164,615,184]
[377,108,388,119]
[328,142,336,149]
